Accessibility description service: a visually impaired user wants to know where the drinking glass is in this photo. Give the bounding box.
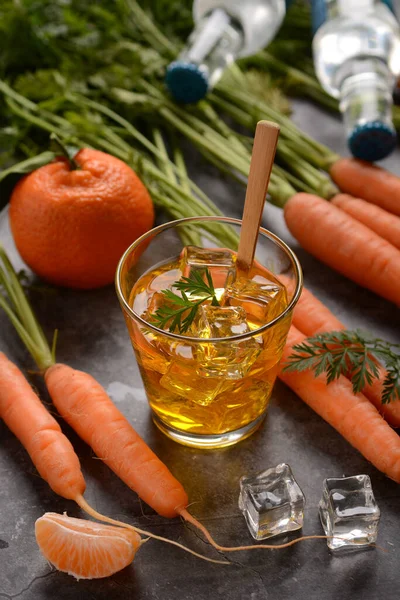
[116,216,302,448]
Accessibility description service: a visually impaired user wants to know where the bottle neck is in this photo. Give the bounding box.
[339,59,397,160]
[339,60,393,130]
[179,9,244,88]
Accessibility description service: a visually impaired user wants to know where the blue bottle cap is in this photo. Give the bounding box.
[165,61,209,104]
[348,121,397,162]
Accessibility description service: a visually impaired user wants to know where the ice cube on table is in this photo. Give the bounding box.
[319,475,380,551]
[197,305,260,379]
[160,361,224,406]
[239,463,305,540]
[180,246,236,302]
[224,275,286,325]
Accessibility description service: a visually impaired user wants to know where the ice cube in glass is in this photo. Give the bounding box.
[239,463,305,540]
[160,361,224,406]
[145,291,176,315]
[147,266,182,294]
[224,274,286,325]
[319,475,380,551]
[132,328,170,375]
[180,246,236,302]
[197,305,260,379]
[143,291,201,337]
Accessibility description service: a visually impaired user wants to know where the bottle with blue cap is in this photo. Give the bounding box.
[311,0,400,162]
[166,0,289,104]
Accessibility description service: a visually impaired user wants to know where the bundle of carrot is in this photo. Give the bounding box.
[288,285,400,428]
[277,282,400,484]
[0,246,334,579]
[282,190,400,307]
[279,327,400,485]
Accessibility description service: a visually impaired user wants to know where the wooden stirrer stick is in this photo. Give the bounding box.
[237,120,280,272]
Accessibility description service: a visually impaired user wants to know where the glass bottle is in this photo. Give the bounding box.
[166,0,289,104]
[312,0,400,161]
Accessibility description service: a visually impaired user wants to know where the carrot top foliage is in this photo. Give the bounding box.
[0,0,338,218]
[0,245,56,372]
[285,330,400,404]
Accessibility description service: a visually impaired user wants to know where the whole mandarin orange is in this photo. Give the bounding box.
[9,149,155,289]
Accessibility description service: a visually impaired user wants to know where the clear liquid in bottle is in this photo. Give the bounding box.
[312,0,400,160]
[166,0,288,104]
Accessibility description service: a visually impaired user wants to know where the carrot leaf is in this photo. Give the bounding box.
[148,267,220,334]
[0,151,55,183]
[284,329,400,404]
[0,246,55,371]
[381,357,400,405]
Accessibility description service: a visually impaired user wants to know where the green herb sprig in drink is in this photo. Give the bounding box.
[150,268,220,333]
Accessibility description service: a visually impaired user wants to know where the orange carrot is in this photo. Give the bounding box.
[0,355,225,564]
[279,327,400,482]
[284,193,400,306]
[0,352,86,500]
[291,288,400,427]
[330,158,400,217]
[332,194,400,251]
[292,285,344,335]
[45,363,188,519]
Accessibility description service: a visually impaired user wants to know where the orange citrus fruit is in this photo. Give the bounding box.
[35,513,141,579]
[9,149,155,289]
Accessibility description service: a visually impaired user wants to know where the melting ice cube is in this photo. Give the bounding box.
[142,291,200,337]
[147,267,182,294]
[214,378,272,432]
[197,305,260,379]
[224,275,286,326]
[133,329,170,375]
[146,291,176,315]
[319,475,380,551]
[180,246,236,302]
[134,292,197,374]
[239,463,305,540]
[160,361,224,406]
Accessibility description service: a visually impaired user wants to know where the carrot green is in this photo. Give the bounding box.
[0,245,56,371]
[149,268,220,333]
[285,330,400,404]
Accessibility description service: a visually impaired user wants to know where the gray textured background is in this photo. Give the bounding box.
[0,100,399,600]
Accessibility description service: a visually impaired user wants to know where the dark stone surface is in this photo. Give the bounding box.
[0,102,399,600]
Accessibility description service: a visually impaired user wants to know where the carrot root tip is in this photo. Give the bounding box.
[75,496,229,565]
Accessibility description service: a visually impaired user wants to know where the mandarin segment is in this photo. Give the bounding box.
[35,513,141,580]
[9,149,154,289]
